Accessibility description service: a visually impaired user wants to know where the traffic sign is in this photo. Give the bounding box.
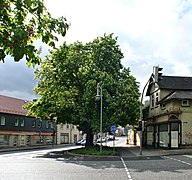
[110,125,116,132]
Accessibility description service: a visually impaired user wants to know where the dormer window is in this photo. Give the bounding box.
[182,100,189,107]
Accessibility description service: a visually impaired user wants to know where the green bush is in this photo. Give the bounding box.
[71,146,117,156]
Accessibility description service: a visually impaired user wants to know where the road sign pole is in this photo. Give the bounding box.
[113,133,115,154]
[110,125,116,154]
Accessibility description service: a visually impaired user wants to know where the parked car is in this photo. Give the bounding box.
[107,135,115,140]
[46,139,53,144]
[97,137,106,143]
[81,139,86,146]
[36,140,43,144]
[76,139,86,146]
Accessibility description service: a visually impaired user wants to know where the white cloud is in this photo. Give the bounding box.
[2,0,192,100]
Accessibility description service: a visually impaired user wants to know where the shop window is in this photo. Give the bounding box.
[20,135,25,145]
[147,126,153,145]
[0,135,9,145]
[159,124,168,148]
[15,119,19,126]
[182,100,189,107]
[0,116,5,125]
[20,119,25,127]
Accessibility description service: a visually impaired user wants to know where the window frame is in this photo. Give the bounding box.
[38,121,42,128]
[46,121,49,129]
[32,120,36,127]
[20,119,25,127]
[161,102,166,109]
[155,92,159,107]
[182,100,189,107]
[15,119,19,126]
[151,94,155,109]
[0,116,6,125]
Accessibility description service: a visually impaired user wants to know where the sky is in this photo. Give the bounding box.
[1,0,192,101]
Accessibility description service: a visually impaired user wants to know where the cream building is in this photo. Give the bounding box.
[144,66,192,149]
[56,123,82,144]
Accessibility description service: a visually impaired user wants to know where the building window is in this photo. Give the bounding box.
[155,93,159,107]
[32,120,36,127]
[67,124,69,129]
[182,100,189,107]
[151,94,154,108]
[15,119,19,126]
[50,122,54,129]
[46,121,49,128]
[38,121,42,128]
[0,116,5,125]
[20,119,25,127]
[162,103,166,109]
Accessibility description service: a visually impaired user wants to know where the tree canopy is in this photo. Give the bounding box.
[25,34,140,146]
[0,0,68,66]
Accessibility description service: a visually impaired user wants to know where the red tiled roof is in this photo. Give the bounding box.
[0,95,29,116]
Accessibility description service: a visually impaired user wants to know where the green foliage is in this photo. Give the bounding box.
[0,0,68,65]
[25,34,140,144]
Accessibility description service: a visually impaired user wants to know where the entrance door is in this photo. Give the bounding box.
[60,134,69,144]
[171,122,179,148]
[60,136,65,144]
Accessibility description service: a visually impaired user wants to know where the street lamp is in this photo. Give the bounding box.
[139,78,151,155]
[96,82,103,153]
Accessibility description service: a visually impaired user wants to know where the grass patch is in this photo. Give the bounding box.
[70,146,118,156]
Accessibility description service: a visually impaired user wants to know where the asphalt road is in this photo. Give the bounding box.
[0,143,192,180]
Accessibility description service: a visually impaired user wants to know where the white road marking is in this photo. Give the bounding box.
[163,156,191,166]
[184,155,192,159]
[121,157,133,180]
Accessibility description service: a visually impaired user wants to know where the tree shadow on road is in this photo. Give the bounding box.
[36,149,192,176]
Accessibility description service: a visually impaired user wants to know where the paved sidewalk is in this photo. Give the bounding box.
[1,141,192,158]
[0,144,74,153]
[117,145,192,157]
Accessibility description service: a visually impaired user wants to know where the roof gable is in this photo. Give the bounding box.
[158,90,192,104]
[0,95,29,116]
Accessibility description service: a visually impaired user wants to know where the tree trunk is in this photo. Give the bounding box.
[85,124,94,147]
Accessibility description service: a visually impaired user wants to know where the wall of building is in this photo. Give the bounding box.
[0,113,56,148]
[180,112,192,145]
[56,123,82,144]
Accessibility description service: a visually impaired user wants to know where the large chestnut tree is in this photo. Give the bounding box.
[25,34,140,146]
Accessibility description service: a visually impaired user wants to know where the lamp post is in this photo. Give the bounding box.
[139,78,150,155]
[96,82,103,153]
